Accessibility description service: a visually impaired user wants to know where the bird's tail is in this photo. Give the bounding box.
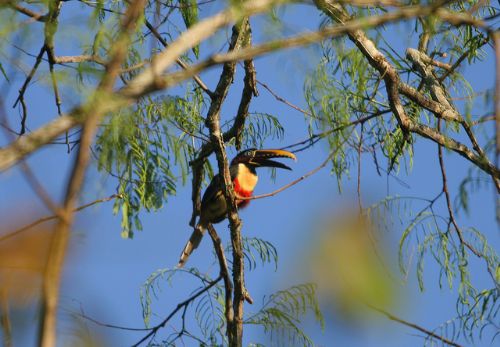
[177,223,207,268]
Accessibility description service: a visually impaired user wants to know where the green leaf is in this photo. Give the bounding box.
[179,0,199,58]
[245,283,324,346]
[0,61,9,82]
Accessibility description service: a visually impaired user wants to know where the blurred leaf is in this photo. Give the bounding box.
[308,213,398,319]
[179,0,199,58]
[0,219,54,306]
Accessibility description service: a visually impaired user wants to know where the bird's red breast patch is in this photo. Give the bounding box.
[234,178,253,209]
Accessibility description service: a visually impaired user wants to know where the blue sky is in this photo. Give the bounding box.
[0,1,498,346]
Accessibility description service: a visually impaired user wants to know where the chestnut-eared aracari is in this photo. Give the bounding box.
[177,149,296,267]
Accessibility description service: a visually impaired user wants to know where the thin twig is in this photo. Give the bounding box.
[437,119,481,259]
[12,45,46,121]
[0,194,122,244]
[357,123,364,212]
[76,311,152,331]
[257,80,312,117]
[131,276,222,347]
[143,19,213,97]
[438,36,488,82]
[367,303,464,347]
[241,141,346,201]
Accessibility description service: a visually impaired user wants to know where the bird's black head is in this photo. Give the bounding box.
[230,148,296,170]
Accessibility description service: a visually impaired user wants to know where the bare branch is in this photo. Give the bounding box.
[367,303,463,347]
[234,22,257,150]
[494,32,500,197]
[2,0,495,173]
[53,55,106,65]
[240,139,349,202]
[12,45,45,125]
[144,19,213,97]
[207,225,234,327]
[131,276,222,347]
[201,18,254,346]
[257,80,312,117]
[9,3,47,22]
[0,194,122,244]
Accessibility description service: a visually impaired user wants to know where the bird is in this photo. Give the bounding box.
[177,148,296,268]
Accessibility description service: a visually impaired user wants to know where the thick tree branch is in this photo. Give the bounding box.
[406,48,500,188]
[3,1,493,173]
[314,0,500,181]
[39,2,146,346]
[207,225,234,330]
[201,18,253,347]
[0,0,284,172]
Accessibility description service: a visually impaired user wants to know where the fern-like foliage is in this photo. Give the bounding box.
[140,266,220,329]
[367,195,500,342]
[226,112,285,149]
[245,283,324,347]
[95,88,205,237]
[223,236,279,272]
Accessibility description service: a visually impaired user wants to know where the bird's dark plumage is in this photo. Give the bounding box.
[177,149,296,267]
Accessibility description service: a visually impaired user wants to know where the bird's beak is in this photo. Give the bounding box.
[249,149,296,170]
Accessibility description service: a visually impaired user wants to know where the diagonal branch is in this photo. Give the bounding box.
[3,0,493,173]
[406,48,500,190]
[144,19,213,97]
[0,194,121,244]
[367,303,463,347]
[8,2,48,22]
[314,0,499,180]
[0,0,285,173]
[131,275,222,347]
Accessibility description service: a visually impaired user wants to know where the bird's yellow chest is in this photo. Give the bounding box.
[236,164,258,191]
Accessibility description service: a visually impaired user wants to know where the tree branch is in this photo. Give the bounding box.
[367,303,463,347]
[207,225,234,329]
[131,275,222,347]
[9,2,47,22]
[314,0,499,181]
[3,0,492,173]
[240,142,346,201]
[201,18,254,346]
[0,194,122,244]
[39,1,146,346]
[143,19,213,97]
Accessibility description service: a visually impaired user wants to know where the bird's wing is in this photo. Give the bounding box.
[200,174,227,224]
